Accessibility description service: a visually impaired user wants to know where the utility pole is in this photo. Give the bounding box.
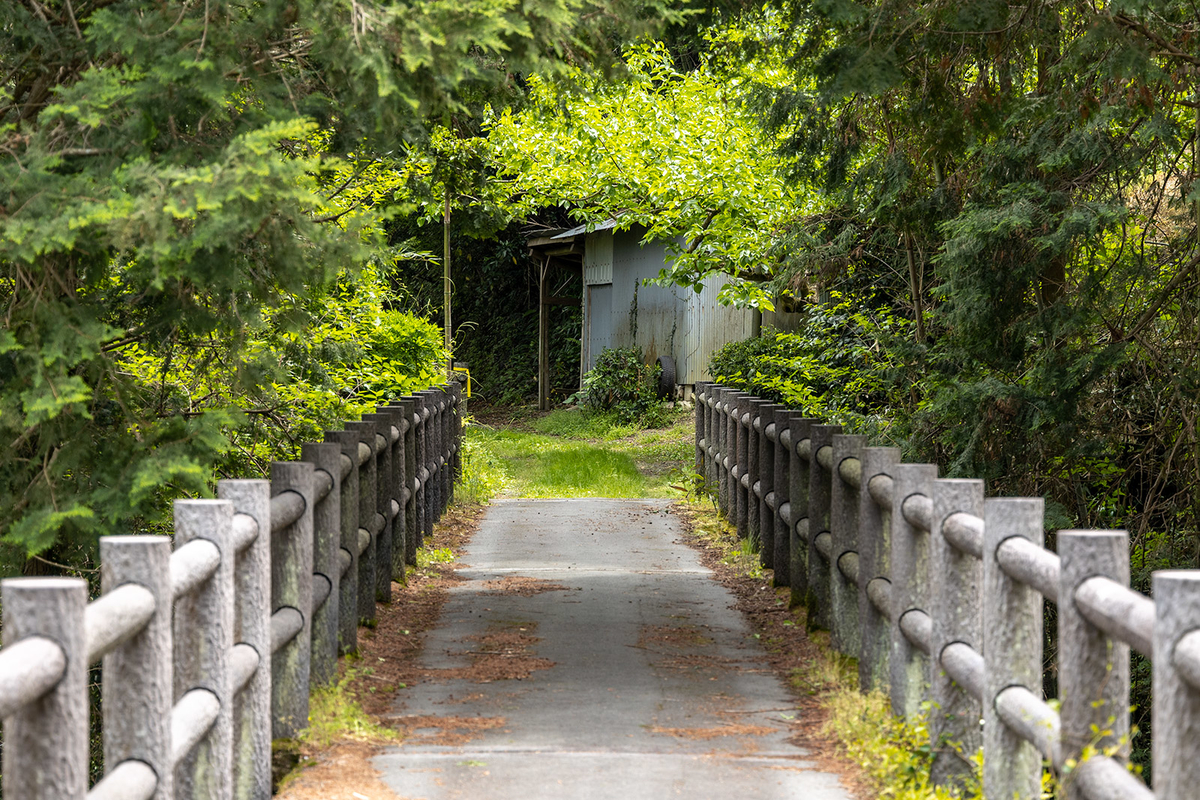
[443,186,453,380]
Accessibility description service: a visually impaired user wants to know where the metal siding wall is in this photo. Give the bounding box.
[584,231,613,285]
[682,272,756,385]
[610,231,686,370]
[585,283,614,371]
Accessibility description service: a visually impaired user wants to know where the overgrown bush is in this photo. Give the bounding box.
[707,299,913,435]
[578,346,662,424]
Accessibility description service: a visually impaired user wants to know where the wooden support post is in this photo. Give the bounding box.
[982,498,1044,800]
[100,536,174,800]
[2,577,88,800]
[173,499,235,798]
[215,479,272,799]
[929,478,984,787]
[858,446,900,692]
[538,258,550,411]
[1058,530,1131,799]
[830,433,866,657]
[268,463,314,740]
[889,463,937,721]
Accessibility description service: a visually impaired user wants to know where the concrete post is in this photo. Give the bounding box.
[1,577,88,800]
[746,399,765,557]
[362,414,394,603]
[806,423,841,632]
[929,478,984,787]
[399,397,419,564]
[1152,571,1200,800]
[695,381,708,480]
[99,536,173,800]
[889,463,938,721]
[982,498,1044,800]
[1058,530,1131,799]
[758,403,782,572]
[787,416,818,609]
[830,434,866,657]
[173,499,235,799]
[299,444,342,685]
[440,386,452,513]
[378,404,410,583]
[771,408,791,588]
[703,385,719,494]
[725,391,744,526]
[735,394,752,541]
[858,446,900,692]
[716,388,731,518]
[450,382,463,499]
[215,479,272,799]
[345,421,378,625]
[324,429,360,655]
[269,462,314,739]
[412,393,428,549]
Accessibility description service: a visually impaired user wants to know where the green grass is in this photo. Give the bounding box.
[468,405,695,499]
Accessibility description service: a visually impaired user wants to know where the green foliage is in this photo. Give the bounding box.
[301,669,400,749]
[579,347,663,424]
[0,0,678,570]
[486,37,813,300]
[707,301,914,433]
[454,424,508,505]
[822,681,982,800]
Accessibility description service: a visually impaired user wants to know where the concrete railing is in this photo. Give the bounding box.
[0,383,463,800]
[695,381,1199,800]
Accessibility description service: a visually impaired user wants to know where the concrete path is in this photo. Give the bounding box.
[374,499,851,800]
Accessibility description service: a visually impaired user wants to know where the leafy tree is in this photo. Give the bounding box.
[0,0,682,572]
[485,37,816,305]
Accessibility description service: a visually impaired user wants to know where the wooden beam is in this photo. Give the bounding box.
[538,259,549,411]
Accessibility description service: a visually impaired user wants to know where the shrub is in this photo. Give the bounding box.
[578,346,662,424]
[707,298,912,432]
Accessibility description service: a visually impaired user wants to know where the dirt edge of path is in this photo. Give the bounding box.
[275,502,486,800]
[671,500,870,799]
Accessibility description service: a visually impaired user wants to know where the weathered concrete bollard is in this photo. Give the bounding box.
[830,433,866,657]
[929,478,983,788]
[300,444,342,686]
[2,577,89,800]
[174,498,236,799]
[325,428,361,655]
[269,463,314,740]
[889,463,937,721]
[982,498,1044,800]
[858,446,900,692]
[216,479,272,799]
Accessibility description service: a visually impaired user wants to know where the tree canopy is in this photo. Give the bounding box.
[0,0,684,569]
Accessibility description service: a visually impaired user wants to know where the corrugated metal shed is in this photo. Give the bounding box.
[534,220,795,394]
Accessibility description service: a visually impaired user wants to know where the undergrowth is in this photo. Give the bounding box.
[302,668,401,749]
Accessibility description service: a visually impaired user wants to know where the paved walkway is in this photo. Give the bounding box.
[374,499,851,800]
